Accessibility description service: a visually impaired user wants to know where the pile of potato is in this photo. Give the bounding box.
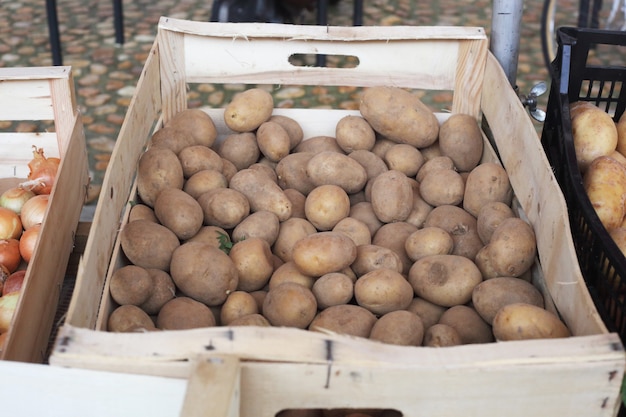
[571,102,626,254]
[107,85,571,347]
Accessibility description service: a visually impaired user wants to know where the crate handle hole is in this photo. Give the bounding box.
[275,408,402,417]
[288,53,360,68]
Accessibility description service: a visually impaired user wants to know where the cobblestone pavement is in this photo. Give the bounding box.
[1,0,555,205]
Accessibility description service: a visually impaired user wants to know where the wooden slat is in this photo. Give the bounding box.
[0,132,61,178]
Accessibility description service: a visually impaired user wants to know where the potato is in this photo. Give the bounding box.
[218,132,260,171]
[332,216,372,247]
[583,155,626,231]
[185,225,229,248]
[384,144,425,177]
[269,261,315,290]
[230,168,292,221]
[476,201,515,244]
[492,302,571,341]
[419,169,465,207]
[154,187,204,240]
[311,272,354,309]
[354,268,414,315]
[472,277,544,325]
[109,265,153,306]
[178,145,223,178]
[150,126,195,154]
[438,113,484,172]
[275,152,317,195]
[262,282,318,329]
[415,155,456,183]
[220,291,259,326]
[405,185,434,229]
[438,305,494,344]
[257,121,292,162]
[230,237,274,292]
[616,112,626,157]
[136,146,185,207]
[139,269,176,315]
[406,297,447,331]
[283,188,306,219]
[229,313,271,327]
[170,241,239,306]
[232,211,280,247]
[292,231,357,277]
[423,323,463,347]
[309,304,377,338]
[408,254,483,307]
[349,202,384,236]
[351,244,403,277]
[571,103,618,172]
[183,169,228,199]
[306,151,368,194]
[224,88,273,132]
[609,227,626,257]
[372,221,417,275]
[221,158,238,182]
[462,162,512,218]
[166,108,218,148]
[404,226,454,262]
[269,114,304,150]
[305,184,351,231]
[156,296,216,330]
[335,115,376,153]
[120,219,180,271]
[108,305,156,332]
[480,217,537,278]
[370,170,414,223]
[294,136,344,154]
[369,310,424,346]
[424,205,484,260]
[348,150,389,180]
[128,203,157,223]
[359,86,439,148]
[197,188,250,230]
[272,217,318,262]
[370,137,396,160]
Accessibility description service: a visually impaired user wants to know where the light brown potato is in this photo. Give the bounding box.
[419,169,465,207]
[232,211,280,247]
[166,108,217,148]
[359,86,439,148]
[348,149,389,180]
[230,238,275,292]
[335,115,376,153]
[197,188,250,229]
[370,170,414,223]
[229,313,271,327]
[370,137,396,159]
[312,272,355,309]
[269,114,304,150]
[108,305,156,332]
[220,291,259,325]
[109,265,153,307]
[408,254,483,307]
[423,323,463,347]
[283,188,306,219]
[185,225,229,248]
[476,201,515,244]
[294,136,344,154]
[424,205,484,260]
[128,203,157,223]
[272,217,318,262]
[154,187,204,240]
[269,261,315,290]
[156,296,216,330]
[249,290,268,311]
[230,168,292,221]
[136,146,185,207]
[372,221,418,275]
[369,310,424,346]
[438,113,484,172]
[305,184,351,231]
[309,304,377,338]
[139,268,176,315]
[583,155,626,231]
[170,241,239,306]
[120,219,180,271]
[150,126,195,154]
[183,169,228,199]
[384,144,425,177]
[257,121,292,162]
[332,216,372,247]
[616,112,626,157]
[351,244,403,277]
[262,282,318,328]
[472,277,544,325]
[224,88,274,132]
[438,305,494,344]
[572,103,618,172]
[415,155,456,183]
[404,226,454,262]
[354,268,414,315]
[275,152,317,195]
[492,302,571,341]
[405,184,434,229]
[482,217,537,278]
[221,158,238,182]
[249,162,278,182]
[218,132,260,171]
[178,145,223,178]
[462,162,513,218]
[349,202,384,237]
[306,151,368,194]
[419,141,442,161]
[406,297,447,331]
[292,231,358,277]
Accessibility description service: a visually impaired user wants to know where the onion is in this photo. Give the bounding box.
[0,291,20,333]
[20,194,48,230]
[0,187,35,215]
[2,270,25,296]
[0,207,22,240]
[0,239,21,274]
[19,224,40,263]
[19,146,60,195]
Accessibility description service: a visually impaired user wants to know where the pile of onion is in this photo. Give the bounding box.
[0,146,59,345]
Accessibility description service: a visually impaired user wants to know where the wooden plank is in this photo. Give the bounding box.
[452,38,488,117]
[0,132,61,178]
[157,28,188,124]
[49,72,79,154]
[181,356,240,417]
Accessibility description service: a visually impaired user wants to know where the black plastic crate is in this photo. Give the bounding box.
[541,27,626,342]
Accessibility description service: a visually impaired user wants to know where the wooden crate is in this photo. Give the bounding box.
[0,67,90,363]
[49,19,625,416]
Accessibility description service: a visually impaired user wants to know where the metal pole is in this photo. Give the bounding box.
[490,0,524,88]
[45,0,63,66]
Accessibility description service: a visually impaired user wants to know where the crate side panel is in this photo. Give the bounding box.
[49,74,79,155]
[0,132,61,178]
[0,79,56,121]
